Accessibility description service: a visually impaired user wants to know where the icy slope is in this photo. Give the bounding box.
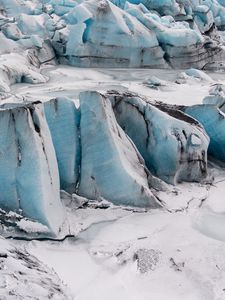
[185,104,225,162]
[108,91,209,184]
[53,0,166,68]
[123,2,223,69]
[0,102,65,236]
[44,97,80,193]
[78,91,160,207]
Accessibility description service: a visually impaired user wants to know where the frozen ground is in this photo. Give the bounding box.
[6,66,225,300]
[11,66,223,105]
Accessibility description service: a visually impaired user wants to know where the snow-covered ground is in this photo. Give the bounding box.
[5,66,225,300]
[11,66,218,106]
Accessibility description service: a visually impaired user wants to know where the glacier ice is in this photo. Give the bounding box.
[124,2,203,47]
[0,53,48,92]
[52,0,167,68]
[44,97,80,193]
[0,102,65,235]
[112,0,180,16]
[185,104,225,162]
[203,94,225,110]
[123,2,217,68]
[203,83,225,111]
[0,0,224,69]
[107,91,209,185]
[78,91,160,207]
[183,68,213,81]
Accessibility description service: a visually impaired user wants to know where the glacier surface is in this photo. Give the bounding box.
[185,104,225,162]
[0,102,65,235]
[0,0,224,69]
[78,91,160,207]
[108,91,209,184]
[44,97,80,193]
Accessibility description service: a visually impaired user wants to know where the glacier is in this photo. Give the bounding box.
[0,53,48,93]
[1,0,225,299]
[78,91,160,207]
[0,101,65,235]
[0,0,224,69]
[52,0,167,68]
[203,83,225,110]
[123,2,217,69]
[107,91,209,184]
[44,97,80,194]
[185,104,225,162]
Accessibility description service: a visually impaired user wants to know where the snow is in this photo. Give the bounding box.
[17,218,50,233]
[0,237,72,299]
[25,189,225,300]
[0,53,48,92]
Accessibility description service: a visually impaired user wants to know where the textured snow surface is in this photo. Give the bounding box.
[0,237,72,300]
[26,179,225,300]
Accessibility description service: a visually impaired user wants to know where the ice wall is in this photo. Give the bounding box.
[108,91,209,184]
[52,0,166,68]
[185,104,225,162]
[0,0,224,69]
[44,97,80,193]
[78,91,160,207]
[0,102,65,235]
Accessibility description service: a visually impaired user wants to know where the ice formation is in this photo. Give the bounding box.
[107,91,209,184]
[0,102,65,235]
[52,0,166,68]
[78,91,160,207]
[123,2,215,69]
[185,104,225,162]
[0,53,48,93]
[203,83,225,110]
[0,0,224,69]
[44,97,80,193]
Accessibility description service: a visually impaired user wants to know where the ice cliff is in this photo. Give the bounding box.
[185,104,225,162]
[78,91,160,207]
[44,97,80,194]
[107,91,209,184]
[0,102,65,236]
[0,90,223,236]
[52,0,166,68]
